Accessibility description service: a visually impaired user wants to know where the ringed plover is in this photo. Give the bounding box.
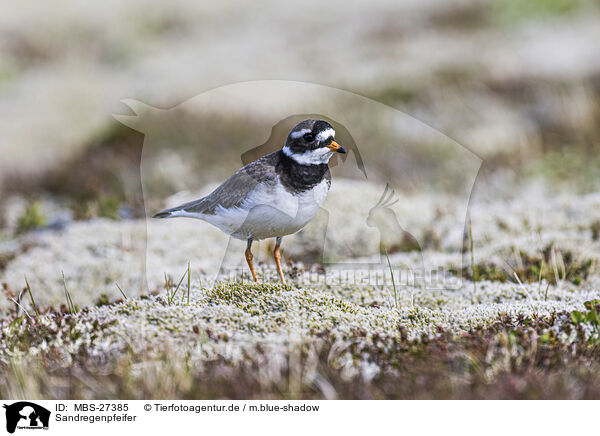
[153,119,346,284]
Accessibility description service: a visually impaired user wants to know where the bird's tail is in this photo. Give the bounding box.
[152,205,187,219]
[153,197,207,219]
[153,210,174,219]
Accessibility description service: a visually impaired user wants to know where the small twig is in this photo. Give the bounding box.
[24,275,40,319]
[115,282,128,300]
[168,267,188,304]
[9,297,33,322]
[384,248,399,309]
[469,216,477,294]
[62,271,77,314]
[513,272,532,301]
[550,247,561,286]
[537,260,544,294]
[14,287,26,317]
[186,261,191,305]
[164,272,171,301]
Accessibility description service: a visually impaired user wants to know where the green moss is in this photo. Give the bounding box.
[98,195,121,219]
[95,293,111,307]
[71,195,122,220]
[368,84,419,106]
[526,150,600,193]
[7,310,600,399]
[591,221,600,241]
[15,202,46,235]
[463,262,509,283]
[491,0,585,25]
[463,245,595,285]
[571,299,600,342]
[4,285,600,400]
[205,282,291,315]
[300,290,361,315]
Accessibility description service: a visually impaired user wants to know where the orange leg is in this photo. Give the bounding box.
[273,237,286,285]
[245,237,258,282]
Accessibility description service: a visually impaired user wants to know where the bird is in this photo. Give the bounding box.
[153,119,346,284]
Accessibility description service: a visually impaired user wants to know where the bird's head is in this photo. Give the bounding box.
[282,119,346,165]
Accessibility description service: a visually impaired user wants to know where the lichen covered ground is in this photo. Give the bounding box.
[1,179,599,399]
[2,0,600,399]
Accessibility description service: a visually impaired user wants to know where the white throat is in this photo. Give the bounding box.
[282,146,335,165]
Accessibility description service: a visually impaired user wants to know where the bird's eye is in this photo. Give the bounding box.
[303,133,315,142]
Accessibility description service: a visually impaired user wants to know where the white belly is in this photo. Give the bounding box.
[203,178,330,240]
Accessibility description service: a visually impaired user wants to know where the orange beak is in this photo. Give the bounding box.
[327,140,346,154]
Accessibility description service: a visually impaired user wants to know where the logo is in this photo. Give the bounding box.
[116,80,481,290]
[2,402,50,433]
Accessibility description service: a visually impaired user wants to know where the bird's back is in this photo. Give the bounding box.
[154,151,280,218]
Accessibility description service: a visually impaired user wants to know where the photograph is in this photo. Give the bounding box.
[0,0,599,432]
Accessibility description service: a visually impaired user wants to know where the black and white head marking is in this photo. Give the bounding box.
[282,119,342,165]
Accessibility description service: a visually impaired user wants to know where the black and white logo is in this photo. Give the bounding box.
[2,402,50,433]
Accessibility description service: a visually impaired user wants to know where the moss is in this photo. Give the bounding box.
[570,299,600,344]
[368,84,420,106]
[4,309,600,399]
[491,0,585,25]
[72,195,123,220]
[463,244,595,285]
[299,290,361,315]
[384,233,422,253]
[465,263,508,283]
[1,123,145,221]
[95,293,111,307]
[15,202,46,235]
[591,220,600,241]
[98,195,122,219]
[0,253,16,272]
[526,150,600,193]
[205,282,291,315]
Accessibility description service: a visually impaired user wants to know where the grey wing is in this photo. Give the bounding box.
[153,152,279,218]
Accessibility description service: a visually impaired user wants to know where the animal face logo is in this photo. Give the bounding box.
[367,184,400,229]
[368,184,422,253]
[3,402,50,433]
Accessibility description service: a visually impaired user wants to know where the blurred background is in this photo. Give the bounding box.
[1,0,599,232]
[1,0,599,299]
